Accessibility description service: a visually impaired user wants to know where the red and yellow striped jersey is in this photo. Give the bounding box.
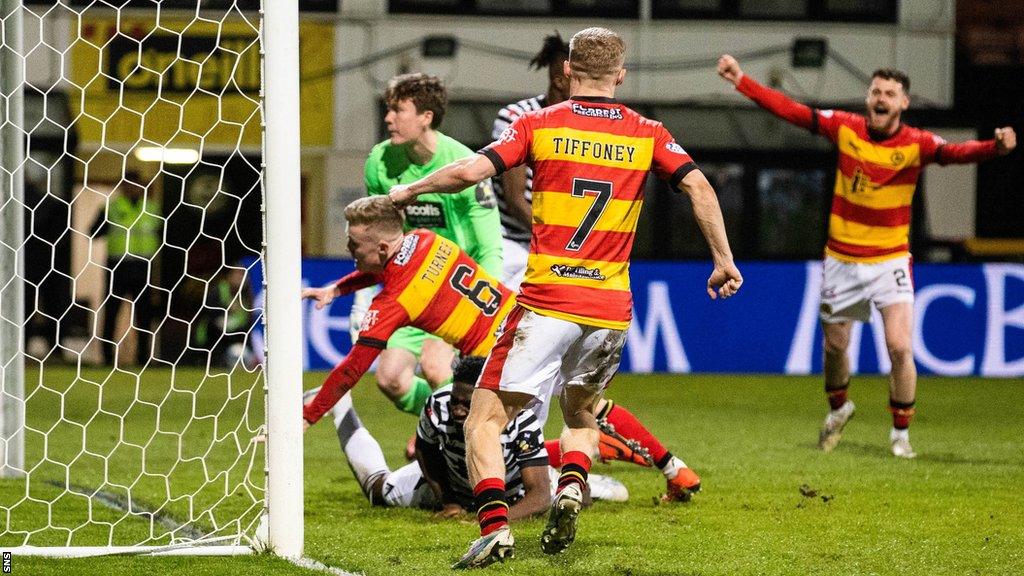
[816,110,944,262]
[736,75,999,263]
[481,96,697,329]
[303,229,515,424]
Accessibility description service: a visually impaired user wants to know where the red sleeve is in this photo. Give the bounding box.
[354,292,410,344]
[479,114,531,176]
[302,293,409,424]
[651,125,698,190]
[931,139,998,166]
[302,342,382,424]
[736,75,856,142]
[736,75,816,131]
[333,270,381,296]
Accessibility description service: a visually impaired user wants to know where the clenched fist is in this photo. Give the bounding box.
[995,127,1017,156]
[717,54,744,86]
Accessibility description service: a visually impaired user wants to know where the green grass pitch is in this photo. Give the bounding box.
[6,368,1023,575]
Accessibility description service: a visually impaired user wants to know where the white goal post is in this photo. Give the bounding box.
[0,0,303,558]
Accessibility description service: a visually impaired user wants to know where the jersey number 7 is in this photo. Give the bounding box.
[566,178,613,252]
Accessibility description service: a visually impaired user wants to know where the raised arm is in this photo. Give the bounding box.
[676,170,743,300]
[934,127,1016,165]
[389,154,497,207]
[718,54,817,131]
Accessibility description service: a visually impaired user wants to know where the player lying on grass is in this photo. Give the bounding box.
[302,196,702,502]
[312,356,630,517]
[718,54,1016,458]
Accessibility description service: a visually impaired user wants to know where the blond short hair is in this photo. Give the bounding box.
[344,196,404,235]
[568,27,625,81]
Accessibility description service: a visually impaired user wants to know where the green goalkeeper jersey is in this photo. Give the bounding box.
[365,132,503,277]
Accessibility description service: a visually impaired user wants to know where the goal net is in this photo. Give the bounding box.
[0,0,303,557]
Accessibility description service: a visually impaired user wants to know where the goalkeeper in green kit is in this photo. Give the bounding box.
[353,72,503,417]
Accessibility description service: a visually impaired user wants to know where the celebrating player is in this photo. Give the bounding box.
[491,33,570,290]
[320,356,628,520]
[390,27,742,568]
[356,72,503,417]
[717,54,1016,458]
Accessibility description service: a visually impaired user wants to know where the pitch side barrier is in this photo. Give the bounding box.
[246,260,1024,377]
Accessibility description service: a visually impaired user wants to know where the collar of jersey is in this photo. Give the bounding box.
[571,95,618,104]
[867,122,904,143]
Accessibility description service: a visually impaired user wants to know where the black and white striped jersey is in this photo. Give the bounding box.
[416,385,547,508]
[491,94,546,245]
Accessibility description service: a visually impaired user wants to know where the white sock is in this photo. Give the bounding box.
[890,427,910,442]
[343,427,390,496]
[332,396,389,498]
[661,456,687,480]
[330,393,354,429]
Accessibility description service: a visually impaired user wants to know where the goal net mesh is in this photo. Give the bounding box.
[0,0,267,550]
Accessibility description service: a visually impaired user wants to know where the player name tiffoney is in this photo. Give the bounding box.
[551,136,636,163]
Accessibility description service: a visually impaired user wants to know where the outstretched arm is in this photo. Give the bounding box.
[676,170,743,300]
[302,343,383,426]
[935,127,1016,165]
[389,154,498,207]
[718,54,817,131]
[301,271,381,311]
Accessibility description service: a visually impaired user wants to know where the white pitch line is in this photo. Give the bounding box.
[288,555,364,576]
[57,480,362,574]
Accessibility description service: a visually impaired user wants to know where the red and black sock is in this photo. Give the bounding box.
[545,440,562,468]
[558,451,591,493]
[889,399,916,430]
[473,477,508,536]
[826,381,850,411]
[601,402,670,466]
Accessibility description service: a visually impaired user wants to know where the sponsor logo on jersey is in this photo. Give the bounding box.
[551,264,606,281]
[497,126,518,144]
[665,141,687,155]
[360,309,379,331]
[394,234,420,266]
[571,102,623,120]
[890,150,906,166]
[404,201,447,229]
[475,179,498,209]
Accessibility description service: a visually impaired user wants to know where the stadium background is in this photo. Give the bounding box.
[14,0,1024,372]
[4,1,1024,574]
